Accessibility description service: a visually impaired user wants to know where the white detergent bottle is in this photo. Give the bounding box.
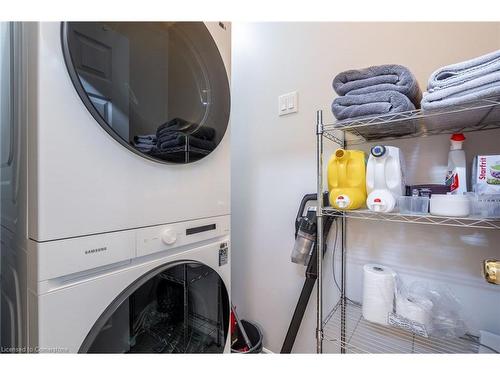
[366,145,406,212]
[445,133,467,195]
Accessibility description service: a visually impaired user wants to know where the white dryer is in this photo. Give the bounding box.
[0,21,231,353]
[28,21,231,242]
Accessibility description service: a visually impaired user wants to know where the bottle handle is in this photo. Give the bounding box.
[338,156,348,187]
[374,157,387,189]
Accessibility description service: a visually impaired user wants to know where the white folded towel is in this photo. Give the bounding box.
[479,330,500,353]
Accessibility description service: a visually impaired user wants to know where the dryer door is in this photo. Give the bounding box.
[62,22,230,164]
[79,262,229,353]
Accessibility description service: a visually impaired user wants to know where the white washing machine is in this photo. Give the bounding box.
[0,21,231,353]
[32,216,231,353]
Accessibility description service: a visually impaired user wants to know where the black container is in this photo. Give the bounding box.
[406,184,450,197]
[231,320,263,354]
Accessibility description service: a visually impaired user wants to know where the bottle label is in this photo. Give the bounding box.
[335,195,350,209]
[445,171,459,192]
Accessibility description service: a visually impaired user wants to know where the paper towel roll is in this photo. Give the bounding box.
[362,264,396,325]
[396,295,433,331]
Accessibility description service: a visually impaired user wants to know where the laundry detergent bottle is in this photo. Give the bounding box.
[445,133,467,194]
[327,148,367,210]
[366,145,406,212]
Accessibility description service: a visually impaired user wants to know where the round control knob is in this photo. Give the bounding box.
[161,229,177,245]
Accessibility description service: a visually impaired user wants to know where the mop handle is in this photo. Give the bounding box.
[231,305,252,350]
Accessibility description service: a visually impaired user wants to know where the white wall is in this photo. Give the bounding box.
[231,22,500,353]
[0,23,11,166]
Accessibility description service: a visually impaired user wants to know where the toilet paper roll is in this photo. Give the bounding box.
[362,264,396,325]
[396,295,433,331]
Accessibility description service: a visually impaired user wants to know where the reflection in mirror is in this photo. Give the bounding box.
[64,22,230,164]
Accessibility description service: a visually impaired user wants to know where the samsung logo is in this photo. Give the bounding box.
[85,247,107,255]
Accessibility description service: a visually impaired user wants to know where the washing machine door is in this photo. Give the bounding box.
[62,22,230,164]
[79,262,229,353]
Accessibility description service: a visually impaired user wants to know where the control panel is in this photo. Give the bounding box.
[136,215,230,257]
[33,215,230,283]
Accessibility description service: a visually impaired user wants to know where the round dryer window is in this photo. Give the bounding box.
[79,262,230,353]
[62,22,230,164]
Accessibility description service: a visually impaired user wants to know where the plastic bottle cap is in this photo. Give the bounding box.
[450,133,465,142]
[335,149,347,159]
[371,145,386,158]
[335,195,350,209]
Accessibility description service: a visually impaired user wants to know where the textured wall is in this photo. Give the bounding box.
[231,22,500,353]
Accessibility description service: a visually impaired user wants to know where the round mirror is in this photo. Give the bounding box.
[62,22,230,164]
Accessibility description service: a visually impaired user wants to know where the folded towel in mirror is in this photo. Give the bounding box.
[157,134,216,152]
[157,126,216,141]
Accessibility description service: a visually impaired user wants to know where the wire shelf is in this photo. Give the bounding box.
[322,96,500,146]
[323,207,500,230]
[158,266,213,285]
[131,312,223,353]
[322,300,492,354]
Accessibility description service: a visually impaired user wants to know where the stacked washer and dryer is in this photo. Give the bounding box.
[1,22,231,353]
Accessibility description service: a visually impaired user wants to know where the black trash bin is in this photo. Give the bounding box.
[231,320,263,354]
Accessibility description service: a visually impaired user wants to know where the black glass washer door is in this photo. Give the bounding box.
[79,262,229,353]
[62,22,230,164]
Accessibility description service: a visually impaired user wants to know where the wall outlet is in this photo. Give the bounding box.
[278,91,298,116]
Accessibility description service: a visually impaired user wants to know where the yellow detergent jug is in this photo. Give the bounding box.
[327,148,367,210]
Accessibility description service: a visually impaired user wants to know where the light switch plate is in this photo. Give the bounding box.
[278,91,298,116]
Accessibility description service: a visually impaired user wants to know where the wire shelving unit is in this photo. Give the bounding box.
[315,96,500,354]
[322,300,494,354]
[323,96,500,146]
[322,207,500,230]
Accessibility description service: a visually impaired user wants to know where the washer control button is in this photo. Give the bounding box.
[161,229,177,245]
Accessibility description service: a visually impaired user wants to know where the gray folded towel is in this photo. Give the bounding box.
[333,64,422,107]
[331,91,416,121]
[422,50,500,110]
